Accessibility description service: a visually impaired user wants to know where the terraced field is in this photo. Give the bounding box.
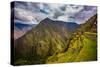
[46,31,97,63]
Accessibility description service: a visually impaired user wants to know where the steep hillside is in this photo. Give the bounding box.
[14,18,79,65]
[14,14,97,65]
[46,14,97,63]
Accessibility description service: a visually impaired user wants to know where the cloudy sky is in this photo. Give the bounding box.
[12,1,97,24]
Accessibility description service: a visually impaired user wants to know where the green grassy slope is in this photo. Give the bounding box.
[46,14,97,64]
[46,32,97,63]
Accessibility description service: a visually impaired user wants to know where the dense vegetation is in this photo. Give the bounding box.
[14,14,97,65]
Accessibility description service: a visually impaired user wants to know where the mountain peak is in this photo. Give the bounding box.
[43,18,52,21]
[40,18,53,23]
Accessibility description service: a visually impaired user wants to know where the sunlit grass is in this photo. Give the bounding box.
[46,32,97,63]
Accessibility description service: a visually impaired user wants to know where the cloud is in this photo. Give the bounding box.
[13,2,97,24]
[65,5,84,14]
[74,6,97,24]
[57,15,69,21]
[14,8,36,23]
[14,7,48,24]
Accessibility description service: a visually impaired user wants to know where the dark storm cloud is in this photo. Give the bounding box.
[12,1,97,24]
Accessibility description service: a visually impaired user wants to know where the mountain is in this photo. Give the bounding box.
[14,14,97,65]
[14,27,25,40]
[46,14,97,63]
[14,23,36,40]
[80,14,97,33]
[14,18,79,65]
[15,23,36,31]
[38,18,80,32]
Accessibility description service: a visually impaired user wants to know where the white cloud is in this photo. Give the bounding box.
[14,19,38,24]
[57,15,68,21]
[14,8,36,22]
[65,5,84,14]
[14,7,48,24]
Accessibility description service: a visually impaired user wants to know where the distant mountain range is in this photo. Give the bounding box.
[15,22,37,31]
[14,23,36,40]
